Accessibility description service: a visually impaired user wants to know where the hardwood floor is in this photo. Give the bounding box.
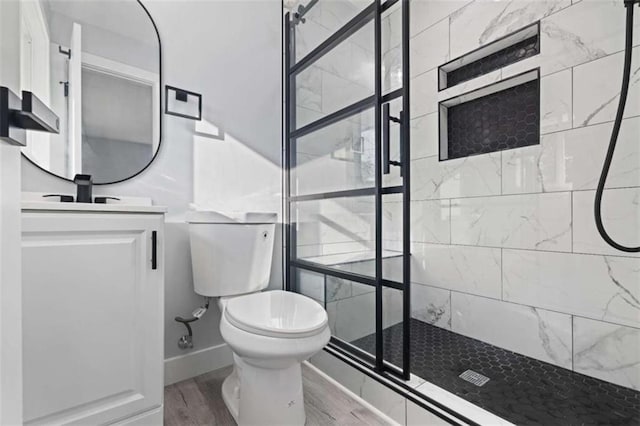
[164,364,394,426]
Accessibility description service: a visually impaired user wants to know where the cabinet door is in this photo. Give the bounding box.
[22,212,164,425]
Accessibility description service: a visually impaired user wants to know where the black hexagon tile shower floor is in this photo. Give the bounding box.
[351,319,640,425]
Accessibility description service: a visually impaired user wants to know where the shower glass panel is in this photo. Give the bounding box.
[294,21,374,129]
[381,1,402,95]
[327,278,377,361]
[292,196,376,280]
[291,108,375,197]
[286,0,411,380]
[294,0,372,62]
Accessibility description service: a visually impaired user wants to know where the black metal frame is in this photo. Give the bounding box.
[164,85,203,121]
[284,0,411,381]
[21,0,163,186]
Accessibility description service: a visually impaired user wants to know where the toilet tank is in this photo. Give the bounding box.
[187,211,277,297]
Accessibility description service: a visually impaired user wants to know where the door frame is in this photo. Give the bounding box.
[284,0,411,380]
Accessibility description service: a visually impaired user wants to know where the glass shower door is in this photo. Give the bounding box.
[285,0,411,379]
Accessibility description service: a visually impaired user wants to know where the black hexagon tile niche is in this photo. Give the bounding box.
[448,35,539,89]
[441,75,540,161]
[352,319,640,426]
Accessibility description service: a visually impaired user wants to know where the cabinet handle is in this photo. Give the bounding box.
[151,231,158,270]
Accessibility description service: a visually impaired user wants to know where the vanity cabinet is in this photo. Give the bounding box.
[21,207,165,425]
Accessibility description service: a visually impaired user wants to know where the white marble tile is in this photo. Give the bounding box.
[573,188,640,258]
[318,0,371,37]
[410,0,471,38]
[410,243,502,299]
[411,199,451,244]
[382,200,403,243]
[573,46,640,128]
[382,6,402,53]
[407,399,451,426]
[537,0,640,75]
[383,287,404,329]
[295,197,375,247]
[410,69,438,118]
[540,117,640,192]
[502,117,640,194]
[451,192,572,251]
[356,374,407,425]
[540,69,572,134]
[501,145,543,195]
[297,268,325,303]
[411,153,502,201]
[382,45,403,94]
[326,292,376,343]
[410,112,438,160]
[451,293,573,368]
[573,317,640,391]
[410,18,449,78]
[293,152,368,197]
[412,284,451,329]
[321,71,373,116]
[308,350,407,424]
[325,276,352,302]
[412,380,514,426]
[314,38,356,84]
[295,18,331,61]
[503,249,640,328]
[449,0,570,59]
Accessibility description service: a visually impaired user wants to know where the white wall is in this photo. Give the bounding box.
[21,0,283,361]
[0,0,24,422]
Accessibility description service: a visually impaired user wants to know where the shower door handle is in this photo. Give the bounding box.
[382,103,404,176]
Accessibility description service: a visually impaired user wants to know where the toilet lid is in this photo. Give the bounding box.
[224,290,328,338]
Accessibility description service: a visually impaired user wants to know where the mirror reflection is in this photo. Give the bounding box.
[20,0,161,183]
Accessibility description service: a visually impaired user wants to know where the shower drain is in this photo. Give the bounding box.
[459,370,490,387]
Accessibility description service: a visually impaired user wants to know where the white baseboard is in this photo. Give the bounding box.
[164,343,233,386]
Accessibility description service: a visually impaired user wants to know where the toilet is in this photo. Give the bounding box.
[187,210,331,426]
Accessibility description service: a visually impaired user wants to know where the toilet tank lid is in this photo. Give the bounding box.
[186,210,277,224]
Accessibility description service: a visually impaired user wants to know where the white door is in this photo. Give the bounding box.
[21,212,164,425]
[68,22,82,176]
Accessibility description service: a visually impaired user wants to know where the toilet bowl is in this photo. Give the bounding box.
[187,210,330,425]
[219,290,330,425]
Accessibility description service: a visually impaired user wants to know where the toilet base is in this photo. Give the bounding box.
[221,355,306,426]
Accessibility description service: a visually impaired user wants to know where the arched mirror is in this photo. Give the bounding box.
[19,0,161,184]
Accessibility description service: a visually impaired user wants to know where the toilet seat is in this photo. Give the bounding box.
[224,290,327,339]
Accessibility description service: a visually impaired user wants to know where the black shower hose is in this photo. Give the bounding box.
[594,0,640,253]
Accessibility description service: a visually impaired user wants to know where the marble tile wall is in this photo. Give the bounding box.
[290,0,640,392]
[403,0,640,391]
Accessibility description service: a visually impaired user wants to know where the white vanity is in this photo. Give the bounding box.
[21,198,166,425]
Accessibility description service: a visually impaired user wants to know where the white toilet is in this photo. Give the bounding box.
[187,210,331,426]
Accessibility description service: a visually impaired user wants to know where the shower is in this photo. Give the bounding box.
[594,0,640,252]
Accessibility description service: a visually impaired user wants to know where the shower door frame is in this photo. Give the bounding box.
[284,0,411,381]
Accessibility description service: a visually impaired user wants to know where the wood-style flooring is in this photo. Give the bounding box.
[164,364,394,426]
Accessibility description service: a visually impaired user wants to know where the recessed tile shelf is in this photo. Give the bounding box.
[439,69,540,161]
[438,22,540,91]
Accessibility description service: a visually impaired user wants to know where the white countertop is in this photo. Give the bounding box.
[21,201,167,213]
[21,192,167,213]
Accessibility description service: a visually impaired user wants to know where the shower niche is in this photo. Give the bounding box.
[438,23,541,161]
[439,69,540,161]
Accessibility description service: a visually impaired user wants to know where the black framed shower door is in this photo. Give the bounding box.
[284,0,411,380]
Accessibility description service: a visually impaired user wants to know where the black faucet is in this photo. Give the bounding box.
[74,174,93,203]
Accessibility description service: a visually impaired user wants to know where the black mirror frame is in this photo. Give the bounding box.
[21,0,163,186]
